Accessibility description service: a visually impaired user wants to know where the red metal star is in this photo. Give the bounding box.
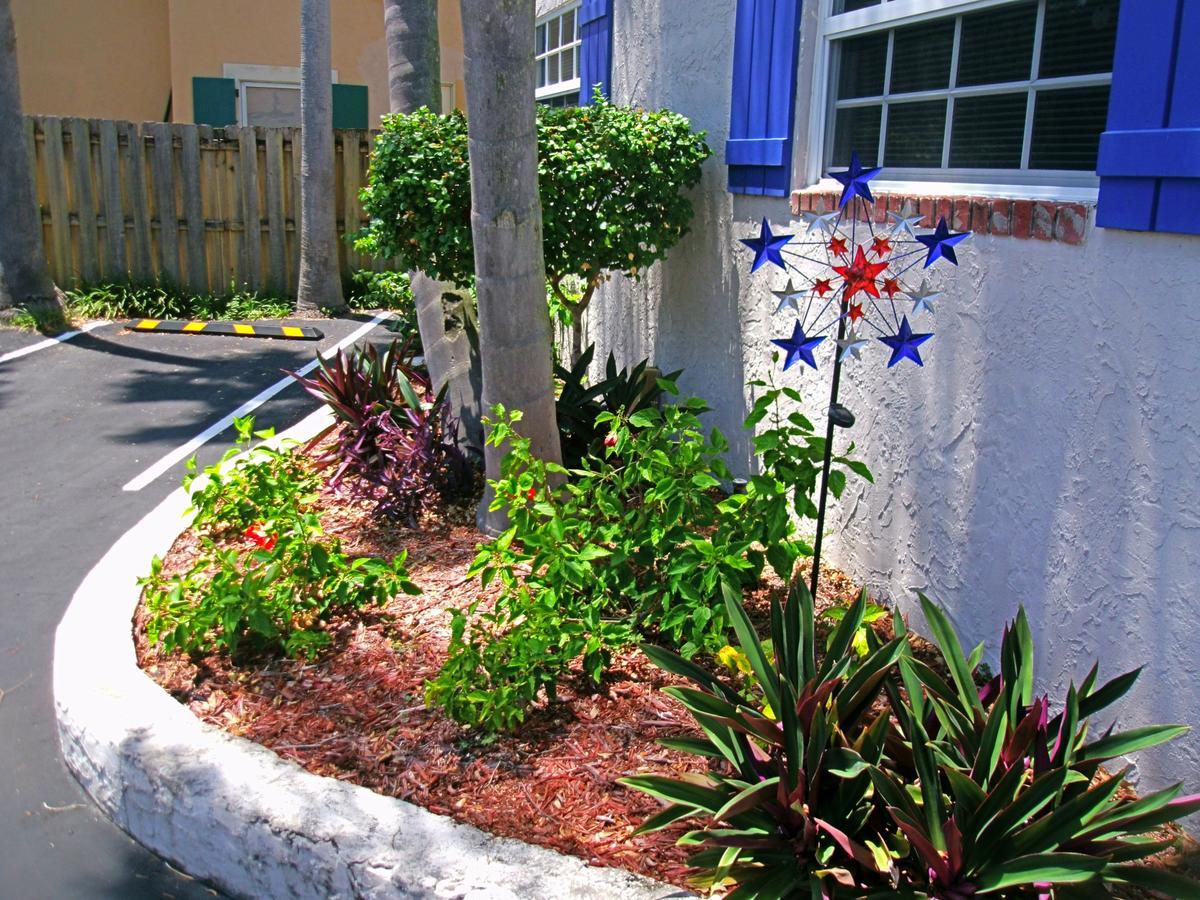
[871,236,893,258]
[814,278,833,297]
[827,236,848,257]
[847,303,865,323]
[882,277,901,299]
[833,246,890,301]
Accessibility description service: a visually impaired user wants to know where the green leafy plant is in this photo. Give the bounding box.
[348,270,420,348]
[185,416,321,534]
[63,282,295,321]
[623,583,907,897]
[427,395,766,731]
[875,595,1200,898]
[427,381,869,732]
[356,95,711,327]
[554,343,681,468]
[143,416,420,659]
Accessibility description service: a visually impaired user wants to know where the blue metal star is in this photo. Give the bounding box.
[878,315,933,367]
[916,217,971,268]
[772,321,825,371]
[830,151,881,208]
[741,218,793,273]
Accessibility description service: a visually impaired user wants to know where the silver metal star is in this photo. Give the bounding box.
[801,210,840,236]
[771,278,806,315]
[836,328,870,363]
[888,211,926,240]
[905,278,942,316]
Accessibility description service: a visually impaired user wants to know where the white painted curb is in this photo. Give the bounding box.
[55,407,689,900]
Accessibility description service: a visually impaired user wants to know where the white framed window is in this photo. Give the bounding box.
[222,63,338,128]
[535,3,581,105]
[808,0,1118,193]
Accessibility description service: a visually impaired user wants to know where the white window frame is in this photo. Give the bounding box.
[799,0,1111,201]
[535,2,582,103]
[222,64,339,127]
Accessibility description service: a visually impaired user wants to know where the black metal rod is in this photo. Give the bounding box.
[809,298,849,600]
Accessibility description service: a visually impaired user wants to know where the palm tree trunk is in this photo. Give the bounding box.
[460,0,563,534]
[0,0,56,311]
[383,0,484,452]
[296,0,346,314]
[383,0,440,112]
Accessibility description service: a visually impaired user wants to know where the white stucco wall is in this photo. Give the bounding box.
[585,0,1200,807]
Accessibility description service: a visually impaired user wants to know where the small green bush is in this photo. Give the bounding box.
[65,283,295,321]
[425,383,867,732]
[356,96,712,320]
[142,417,420,659]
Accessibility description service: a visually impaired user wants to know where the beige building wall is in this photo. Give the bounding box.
[11,0,171,122]
[168,0,465,126]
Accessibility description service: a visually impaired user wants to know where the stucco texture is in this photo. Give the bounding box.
[587,0,1200,811]
[11,0,172,121]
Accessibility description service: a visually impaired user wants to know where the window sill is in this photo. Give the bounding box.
[790,185,1094,246]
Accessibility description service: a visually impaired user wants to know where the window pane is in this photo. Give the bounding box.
[835,33,888,99]
[548,53,560,85]
[563,9,576,43]
[548,16,561,50]
[562,46,574,80]
[536,23,546,55]
[830,105,881,168]
[244,85,301,128]
[958,2,1037,86]
[884,100,946,167]
[890,19,954,94]
[538,57,547,88]
[834,0,881,12]
[1040,0,1118,77]
[1030,85,1109,170]
[949,93,1028,168]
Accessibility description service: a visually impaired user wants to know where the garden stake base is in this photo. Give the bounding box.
[126,319,324,341]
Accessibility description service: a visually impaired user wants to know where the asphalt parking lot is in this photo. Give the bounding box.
[0,314,393,898]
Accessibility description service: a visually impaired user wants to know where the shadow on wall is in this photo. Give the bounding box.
[828,227,1200,812]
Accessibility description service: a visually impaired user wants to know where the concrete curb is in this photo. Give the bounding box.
[54,407,689,900]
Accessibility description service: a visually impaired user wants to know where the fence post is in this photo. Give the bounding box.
[97,119,127,280]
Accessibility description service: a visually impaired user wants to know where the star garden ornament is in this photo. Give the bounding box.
[741,217,793,272]
[801,210,840,236]
[736,149,972,375]
[772,279,806,315]
[879,315,933,367]
[737,150,972,602]
[905,278,942,317]
[916,217,971,267]
[831,150,881,208]
[887,211,926,239]
[771,321,825,371]
[836,328,870,363]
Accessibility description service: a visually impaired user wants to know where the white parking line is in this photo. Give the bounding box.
[122,312,392,493]
[0,320,111,364]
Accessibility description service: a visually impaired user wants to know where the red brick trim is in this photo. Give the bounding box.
[789,190,1093,246]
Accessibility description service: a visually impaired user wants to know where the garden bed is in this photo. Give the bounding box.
[130,426,1200,898]
[134,473,877,889]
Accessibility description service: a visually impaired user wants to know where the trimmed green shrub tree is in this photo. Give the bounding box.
[356,95,712,352]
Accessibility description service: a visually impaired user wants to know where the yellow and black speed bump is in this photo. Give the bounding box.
[126,319,324,341]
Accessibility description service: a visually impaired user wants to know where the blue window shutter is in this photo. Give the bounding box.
[332,84,370,129]
[1097,0,1200,234]
[579,0,613,105]
[192,77,237,127]
[727,0,803,197]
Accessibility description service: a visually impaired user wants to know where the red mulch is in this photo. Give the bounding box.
[137,486,863,889]
[134,475,1199,896]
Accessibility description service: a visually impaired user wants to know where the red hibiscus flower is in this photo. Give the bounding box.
[244,523,277,551]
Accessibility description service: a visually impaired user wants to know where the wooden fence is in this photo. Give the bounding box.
[26,116,388,297]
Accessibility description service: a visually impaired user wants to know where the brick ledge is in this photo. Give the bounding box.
[790,189,1092,245]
